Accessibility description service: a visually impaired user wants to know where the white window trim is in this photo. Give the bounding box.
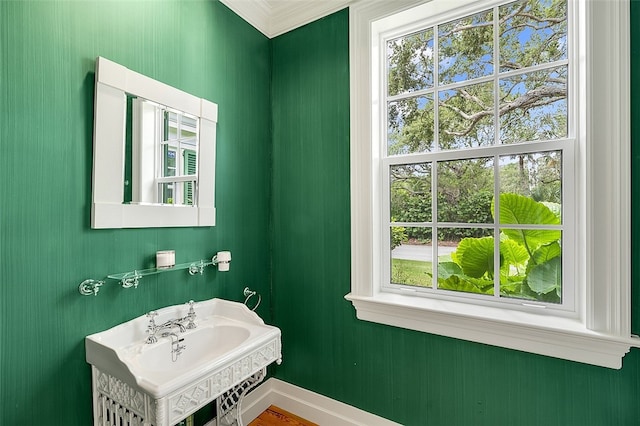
[132,100,200,205]
[345,0,639,369]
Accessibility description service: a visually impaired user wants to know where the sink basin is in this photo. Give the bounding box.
[86,297,281,425]
[132,325,251,375]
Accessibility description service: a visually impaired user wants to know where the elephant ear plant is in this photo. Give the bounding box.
[438,193,562,303]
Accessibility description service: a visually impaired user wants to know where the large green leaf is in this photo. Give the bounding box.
[452,236,494,278]
[525,256,561,295]
[499,279,525,296]
[493,193,561,249]
[438,261,462,279]
[502,228,561,252]
[438,274,494,295]
[499,237,529,272]
[494,193,560,226]
[527,242,561,273]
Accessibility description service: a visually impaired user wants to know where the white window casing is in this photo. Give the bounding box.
[345,0,639,369]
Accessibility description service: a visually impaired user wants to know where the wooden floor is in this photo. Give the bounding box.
[248,405,318,426]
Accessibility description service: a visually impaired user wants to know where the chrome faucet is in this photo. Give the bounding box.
[161,332,186,362]
[145,300,197,344]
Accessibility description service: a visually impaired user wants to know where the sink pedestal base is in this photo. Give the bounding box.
[90,339,280,426]
[217,369,265,426]
[92,367,268,426]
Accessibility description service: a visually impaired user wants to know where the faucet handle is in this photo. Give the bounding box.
[185,300,197,329]
[145,311,159,344]
[146,310,158,326]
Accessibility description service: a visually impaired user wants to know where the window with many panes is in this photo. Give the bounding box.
[383,0,573,311]
[158,109,199,206]
[347,0,636,368]
[130,98,199,207]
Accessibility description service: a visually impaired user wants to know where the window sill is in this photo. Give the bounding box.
[345,292,639,369]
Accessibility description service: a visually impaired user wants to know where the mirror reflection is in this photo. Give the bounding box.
[125,95,199,207]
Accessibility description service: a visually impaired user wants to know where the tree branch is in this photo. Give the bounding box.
[440,84,566,138]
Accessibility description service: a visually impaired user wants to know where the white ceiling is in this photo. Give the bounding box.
[219,0,355,38]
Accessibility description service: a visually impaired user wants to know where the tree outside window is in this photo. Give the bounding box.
[386,0,568,305]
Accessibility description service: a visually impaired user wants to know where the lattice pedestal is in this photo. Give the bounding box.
[216,369,265,426]
[90,339,280,426]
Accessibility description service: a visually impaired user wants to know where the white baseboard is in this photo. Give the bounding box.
[240,378,402,426]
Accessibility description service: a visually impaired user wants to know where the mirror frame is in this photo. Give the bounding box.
[91,57,218,228]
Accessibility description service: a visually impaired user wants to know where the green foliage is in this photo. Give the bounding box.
[499,153,562,204]
[526,256,561,297]
[386,0,568,153]
[390,164,432,241]
[437,190,494,240]
[495,192,560,227]
[438,262,494,295]
[391,220,408,250]
[392,189,494,241]
[451,237,495,278]
[441,193,562,303]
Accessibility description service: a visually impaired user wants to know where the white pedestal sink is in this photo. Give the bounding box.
[86,298,282,426]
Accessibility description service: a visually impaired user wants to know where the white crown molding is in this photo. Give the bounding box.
[220,0,356,38]
[219,0,272,36]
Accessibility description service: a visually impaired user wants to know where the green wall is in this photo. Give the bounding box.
[270,7,640,426]
[2,1,640,425]
[0,1,271,424]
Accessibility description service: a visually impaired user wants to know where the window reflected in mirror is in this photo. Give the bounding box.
[125,95,199,206]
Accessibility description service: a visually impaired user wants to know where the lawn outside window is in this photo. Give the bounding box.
[345,0,639,368]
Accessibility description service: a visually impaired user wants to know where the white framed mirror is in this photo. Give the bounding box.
[91,57,218,228]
